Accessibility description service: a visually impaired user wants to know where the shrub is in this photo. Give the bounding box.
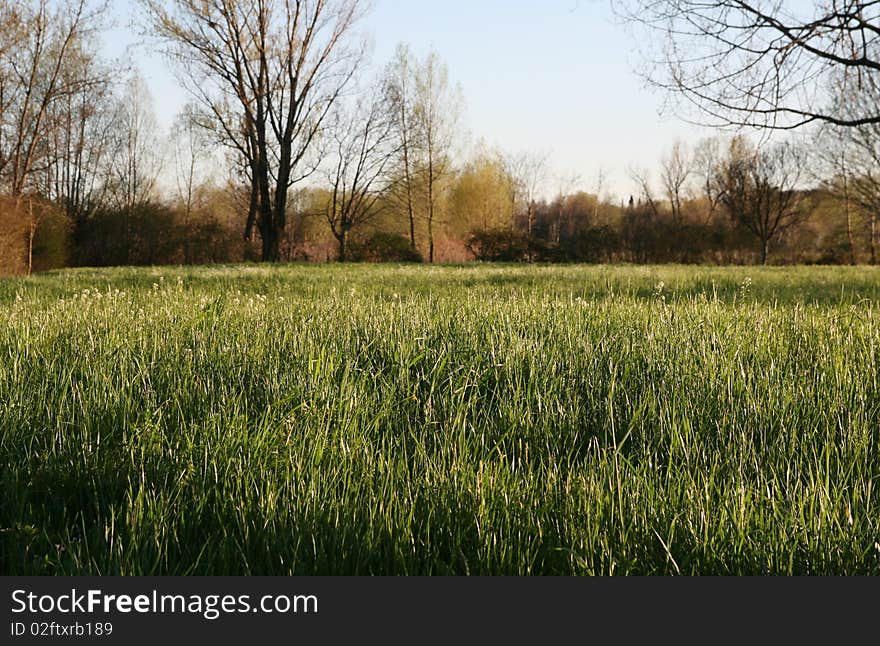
[466,228,529,262]
[30,202,71,272]
[0,197,70,275]
[0,198,26,275]
[348,232,423,263]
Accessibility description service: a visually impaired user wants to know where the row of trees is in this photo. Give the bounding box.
[0,0,215,273]
[0,0,469,271]
[4,0,880,273]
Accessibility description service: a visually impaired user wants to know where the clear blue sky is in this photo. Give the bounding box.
[107,0,715,199]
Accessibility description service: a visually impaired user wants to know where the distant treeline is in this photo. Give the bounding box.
[0,140,869,273]
[0,180,859,273]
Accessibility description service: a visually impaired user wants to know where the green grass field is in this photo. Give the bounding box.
[1,264,879,575]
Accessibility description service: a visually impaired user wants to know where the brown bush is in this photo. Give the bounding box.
[0,198,26,276]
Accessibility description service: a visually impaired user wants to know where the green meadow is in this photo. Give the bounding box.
[1,264,879,574]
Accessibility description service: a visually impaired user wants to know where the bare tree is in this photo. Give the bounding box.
[692,137,724,223]
[620,1,880,129]
[324,82,396,261]
[551,171,580,245]
[107,71,162,212]
[385,43,420,251]
[628,166,661,219]
[43,42,117,224]
[0,1,108,196]
[412,51,462,263]
[170,102,215,263]
[813,126,858,263]
[853,171,880,264]
[0,2,28,192]
[818,69,880,264]
[716,138,806,264]
[591,166,606,222]
[501,154,521,231]
[92,71,164,266]
[508,150,549,261]
[660,140,690,223]
[143,0,368,262]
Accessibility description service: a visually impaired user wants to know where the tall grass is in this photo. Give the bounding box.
[1,264,879,574]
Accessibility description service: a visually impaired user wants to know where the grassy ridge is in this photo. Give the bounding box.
[1,265,879,575]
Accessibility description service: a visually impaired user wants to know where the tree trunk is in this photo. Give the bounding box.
[25,199,34,276]
[427,214,434,264]
[554,206,561,246]
[339,231,347,263]
[184,204,192,265]
[842,173,855,265]
[527,202,535,263]
[123,205,131,265]
[27,225,35,276]
[408,203,416,251]
[253,152,278,263]
[261,222,280,263]
[403,150,417,250]
[871,212,878,266]
[427,172,435,263]
[760,239,768,266]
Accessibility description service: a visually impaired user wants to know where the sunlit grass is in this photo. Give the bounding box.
[1,264,879,574]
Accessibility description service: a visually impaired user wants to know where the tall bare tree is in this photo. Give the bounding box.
[508,150,549,261]
[819,70,880,264]
[813,126,858,264]
[143,0,368,262]
[412,51,461,263]
[660,140,690,223]
[385,43,420,251]
[107,71,162,213]
[0,2,27,193]
[324,82,396,261]
[692,137,724,223]
[628,166,661,219]
[170,102,216,263]
[43,41,117,223]
[0,0,107,196]
[551,171,580,245]
[716,138,806,265]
